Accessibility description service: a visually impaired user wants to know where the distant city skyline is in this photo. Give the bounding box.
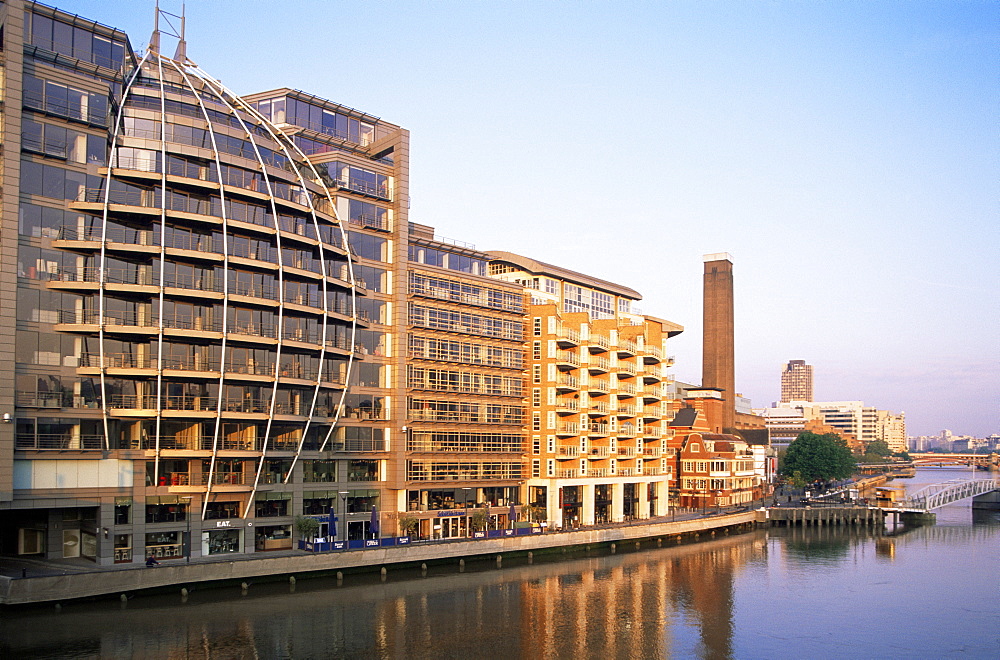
[56,0,999,436]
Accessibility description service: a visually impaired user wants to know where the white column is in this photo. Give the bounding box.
[611,483,624,522]
[582,484,596,526]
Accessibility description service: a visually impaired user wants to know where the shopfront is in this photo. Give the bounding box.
[203,523,241,555]
[145,531,183,560]
[623,483,639,520]
[114,534,132,563]
[595,484,612,524]
[255,524,292,551]
[560,486,582,529]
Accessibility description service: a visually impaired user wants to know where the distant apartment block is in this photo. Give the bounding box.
[762,400,905,454]
[780,360,813,403]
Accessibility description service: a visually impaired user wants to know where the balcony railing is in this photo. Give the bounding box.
[348,214,391,232]
[617,361,637,375]
[617,340,638,356]
[555,469,578,479]
[556,350,581,367]
[588,335,612,351]
[588,357,611,372]
[556,327,581,346]
[16,434,104,450]
[590,468,610,478]
[555,399,579,413]
[556,446,580,457]
[556,423,579,436]
[556,375,580,391]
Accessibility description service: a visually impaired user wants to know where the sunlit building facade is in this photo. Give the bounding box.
[402,226,526,538]
[0,1,387,563]
[487,252,683,529]
[779,359,813,403]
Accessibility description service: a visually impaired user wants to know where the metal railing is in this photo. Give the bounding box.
[16,434,104,450]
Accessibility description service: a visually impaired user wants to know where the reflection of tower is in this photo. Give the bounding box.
[702,254,735,431]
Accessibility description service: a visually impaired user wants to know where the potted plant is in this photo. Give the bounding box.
[294,516,320,549]
[397,514,419,539]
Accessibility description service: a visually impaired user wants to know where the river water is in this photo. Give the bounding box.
[2,467,997,659]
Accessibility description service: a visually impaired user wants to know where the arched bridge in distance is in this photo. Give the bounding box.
[909,452,999,469]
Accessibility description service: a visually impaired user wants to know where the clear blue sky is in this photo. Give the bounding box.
[58,1,999,437]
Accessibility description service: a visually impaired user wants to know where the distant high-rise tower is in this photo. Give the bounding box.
[702,253,735,431]
[780,360,814,403]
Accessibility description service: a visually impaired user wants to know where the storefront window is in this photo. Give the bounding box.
[145,531,182,559]
[255,525,292,551]
[113,534,132,563]
[207,529,240,555]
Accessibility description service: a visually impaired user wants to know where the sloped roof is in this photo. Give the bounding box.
[670,407,700,428]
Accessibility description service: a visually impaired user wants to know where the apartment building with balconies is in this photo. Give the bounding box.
[486,251,683,530]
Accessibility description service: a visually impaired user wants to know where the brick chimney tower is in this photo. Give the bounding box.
[702,253,735,431]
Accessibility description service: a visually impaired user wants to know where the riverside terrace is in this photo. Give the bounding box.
[1,510,767,606]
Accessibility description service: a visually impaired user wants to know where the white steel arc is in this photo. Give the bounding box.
[96,44,359,520]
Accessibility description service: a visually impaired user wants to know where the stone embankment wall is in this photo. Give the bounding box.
[0,511,758,606]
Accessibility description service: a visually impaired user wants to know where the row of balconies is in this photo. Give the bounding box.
[553,378,671,401]
[552,327,671,363]
[553,464,668,479]
[554,398,673,416]
[555,354,664,381]
[552,444,667,460]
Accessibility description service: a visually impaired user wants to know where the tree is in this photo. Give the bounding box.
[294,516,319,541]
[469,508,489,532]
[866,440,892,457]
[397,515,419,537]
[780,432,856,482]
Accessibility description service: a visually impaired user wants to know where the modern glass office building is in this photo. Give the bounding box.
[0,0,380,563]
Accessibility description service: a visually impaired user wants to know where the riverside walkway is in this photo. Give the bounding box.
[0,510,757,606]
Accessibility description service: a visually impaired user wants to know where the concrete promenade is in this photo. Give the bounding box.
[0,510,757,606]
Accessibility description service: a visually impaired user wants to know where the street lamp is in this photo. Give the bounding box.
[338,491,349,542]
[462,487,472,537]
[180,496,193,562]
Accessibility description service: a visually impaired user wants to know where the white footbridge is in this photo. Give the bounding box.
[901,479,1000,512]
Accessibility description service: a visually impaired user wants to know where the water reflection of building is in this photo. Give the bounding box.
[0,533,764,657]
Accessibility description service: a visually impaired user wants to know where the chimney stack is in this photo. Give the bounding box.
[702,253,735,431]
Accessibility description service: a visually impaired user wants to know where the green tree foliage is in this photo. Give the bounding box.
[469,508,490,532]
[780,432,856,482]
[866,440,892,457]
[397,515,419,537]
[294,515,319,540]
